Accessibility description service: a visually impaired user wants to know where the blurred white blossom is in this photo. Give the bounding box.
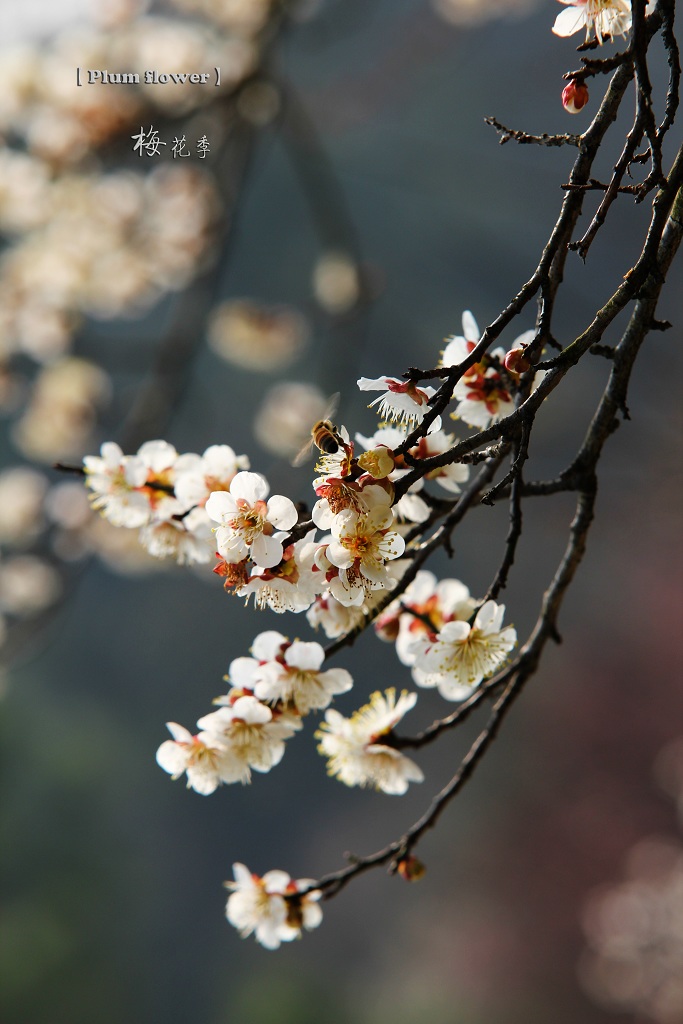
[208,300,309,372]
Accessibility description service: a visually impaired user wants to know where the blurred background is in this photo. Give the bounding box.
[0,1,682,1022]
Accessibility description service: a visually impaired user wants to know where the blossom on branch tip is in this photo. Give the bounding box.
[552,0,633,44]
[316,689,424,795]
[396,855,426,882]
[225,863,322,949]
[410,600,517,700]
[205,471,298,569]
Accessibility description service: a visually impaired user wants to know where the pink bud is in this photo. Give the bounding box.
[562,80,589,114]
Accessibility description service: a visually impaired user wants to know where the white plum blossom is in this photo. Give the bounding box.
[440,312,525,430]
[155,722,240,795]
[317,688,424,795]
[134,440,185,521]
[237,532,322,613]
[374,570,478,669]
[205,471,298,569]
[324,497,405,606]
[306,590,366,638]
[355,424,469,505]
[410,429,471,494]
[392,480,431,524]
[83,441,150,528]
[138,507,214,565]
[174,444,250,511]
[357,376,441,430]
[254,639,353,715]
[197,694,301,782]
[411,599,517,700]
[225,862,323,949]
[220,631,352,715]
[553,0,633,44]
[312,473,393,532]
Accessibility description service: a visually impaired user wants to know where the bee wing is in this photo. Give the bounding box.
[323,392,340,424]
[291,434,316,468]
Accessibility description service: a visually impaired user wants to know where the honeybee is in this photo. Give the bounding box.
[292,393,343,467]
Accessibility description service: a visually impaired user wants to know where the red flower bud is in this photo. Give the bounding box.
[504,347,532,376]
[562,80,589,114]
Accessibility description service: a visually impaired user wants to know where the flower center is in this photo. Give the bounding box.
[231,499,270,542]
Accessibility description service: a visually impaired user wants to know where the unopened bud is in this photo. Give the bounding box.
[562,80,589,114]
[396,855,426,882]
[504,347,532,376]
[357,447,395,480]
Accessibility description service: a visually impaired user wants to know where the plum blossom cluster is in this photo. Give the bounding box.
[83,304,534,948]
[156,629,351,793]
[84,439,249,566]
[155,696,300,793]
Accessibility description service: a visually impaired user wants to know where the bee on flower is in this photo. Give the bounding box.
[225,863,323,949]
[316,688,424,795]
